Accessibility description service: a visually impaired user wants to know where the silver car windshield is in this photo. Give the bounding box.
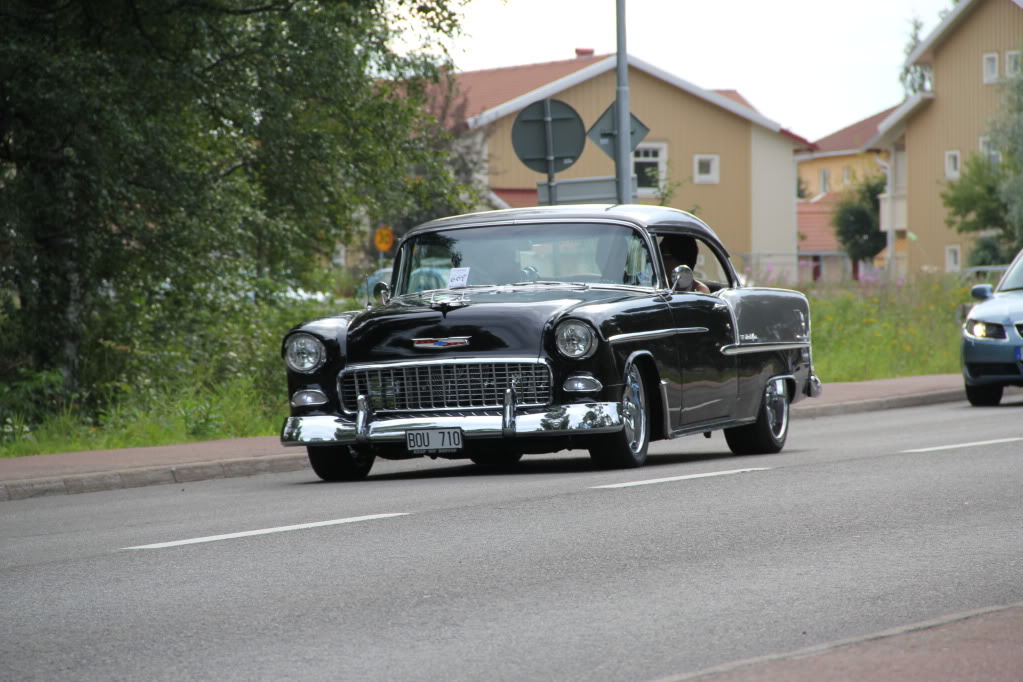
[396,222,655,295]
[998,253,1023,291]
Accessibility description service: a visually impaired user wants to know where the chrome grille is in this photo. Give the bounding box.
[340,361,552,413]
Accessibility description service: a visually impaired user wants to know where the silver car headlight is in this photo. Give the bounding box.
[285,333,327,373]
[964,319,1007,339]
[555,320,597,359]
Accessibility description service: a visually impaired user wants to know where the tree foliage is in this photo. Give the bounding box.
[833,175,888,262]
[0,0,473,401]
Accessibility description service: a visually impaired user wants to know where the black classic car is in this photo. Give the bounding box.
[281,205,822,481]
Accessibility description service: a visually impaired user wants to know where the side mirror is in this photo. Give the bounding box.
[373,281,390,304]
[970,283,994,301]
[671,265,695,292]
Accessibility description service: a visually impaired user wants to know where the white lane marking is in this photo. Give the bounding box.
[901,437,1023,453]
[591,467,770,489]
[124,513,410,550]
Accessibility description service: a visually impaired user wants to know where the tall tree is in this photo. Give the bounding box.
[0,0,471,393]
[833,175,888,263]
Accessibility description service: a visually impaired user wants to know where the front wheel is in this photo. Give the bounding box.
[307,445,375,481]
[725,378,789,455]
[965,383,1003,407]
[589,362,650,469]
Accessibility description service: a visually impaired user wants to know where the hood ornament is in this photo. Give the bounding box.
[413,337,471,349]
[428,290,469,314]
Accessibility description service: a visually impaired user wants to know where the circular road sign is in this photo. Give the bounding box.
[511,99,585,174]
[374,226,394,252]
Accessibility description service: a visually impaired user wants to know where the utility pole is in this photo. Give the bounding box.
[615,0,631,204]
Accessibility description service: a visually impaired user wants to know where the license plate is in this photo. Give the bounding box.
[405,428,463,454]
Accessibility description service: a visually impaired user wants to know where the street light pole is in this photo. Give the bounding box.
[615,0,631,204]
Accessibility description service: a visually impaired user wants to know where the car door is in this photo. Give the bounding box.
[659,234,738,425]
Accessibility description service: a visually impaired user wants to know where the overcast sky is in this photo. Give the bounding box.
[439,0,956,141]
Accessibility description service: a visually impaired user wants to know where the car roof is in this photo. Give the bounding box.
[405,204,721,244]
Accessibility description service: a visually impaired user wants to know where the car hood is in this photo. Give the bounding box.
[344,286,637,364]
[969,290,1023,323]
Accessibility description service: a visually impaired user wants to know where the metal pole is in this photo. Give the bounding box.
[543,98,557,205]
[615,0,631,204]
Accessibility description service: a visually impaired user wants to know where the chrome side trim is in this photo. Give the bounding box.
[280,402,624,446]
[609,327,708,344]
[720,342,810,356]
[658,379,674,439]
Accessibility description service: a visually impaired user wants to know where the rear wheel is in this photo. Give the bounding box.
[589,362,650,469]
[965,383,1003,407]
[307,445,375,481]
[725,378,789,455]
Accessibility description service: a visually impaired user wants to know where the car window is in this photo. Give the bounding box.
[998,252,1023,291]
[691,239,732,288]
[398,223,655,294]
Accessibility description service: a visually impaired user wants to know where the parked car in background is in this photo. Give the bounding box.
[280,205,822,481]
[961,248,1023,406]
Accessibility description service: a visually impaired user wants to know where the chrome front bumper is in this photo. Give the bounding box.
[280,401,623,447]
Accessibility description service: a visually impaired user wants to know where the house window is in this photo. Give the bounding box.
[983,52,999,83]
[842,167,851,185]
[693,154,719,184]
[944,150,961,180]
[1007,51,1021,78]
[945,245,961,273]
[633,143,667,196]
[819,168,830,193]
[979,136,1002,164]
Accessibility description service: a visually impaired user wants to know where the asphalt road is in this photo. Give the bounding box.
[2,396,1022,681]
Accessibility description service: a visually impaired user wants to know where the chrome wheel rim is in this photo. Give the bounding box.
[622,365,647,454]
[764,378,788,440]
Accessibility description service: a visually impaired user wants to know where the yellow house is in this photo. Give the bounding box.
[794,107,897,282]
[451,50,813,282]
[868,0,1023,275]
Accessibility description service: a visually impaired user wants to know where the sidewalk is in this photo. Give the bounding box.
[0,373,1006,502]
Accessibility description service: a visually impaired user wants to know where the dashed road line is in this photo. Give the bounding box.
[124,513,410,549]
[591,467,770,489]
[901,437,1023,453]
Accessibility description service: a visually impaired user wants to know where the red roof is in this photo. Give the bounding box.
[713,89,757,111]
[813,106,899,153]
[453,54,609,121]
[797,193,843,252]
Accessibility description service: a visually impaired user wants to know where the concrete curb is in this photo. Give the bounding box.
[1,453,308,502]
[791,389,965,419]
[0,388,974,503]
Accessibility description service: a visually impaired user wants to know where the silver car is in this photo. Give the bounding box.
[961,248,1023,406]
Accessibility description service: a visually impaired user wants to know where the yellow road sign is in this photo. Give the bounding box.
[374,226,394,252]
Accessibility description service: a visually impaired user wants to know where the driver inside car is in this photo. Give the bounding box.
[659,235,710,293]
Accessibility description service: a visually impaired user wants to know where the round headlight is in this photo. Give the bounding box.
[285,333,326,373]
[555,320,597,359]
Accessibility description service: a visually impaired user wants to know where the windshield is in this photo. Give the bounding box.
[998,251,1023,291]
[396,222,656,295]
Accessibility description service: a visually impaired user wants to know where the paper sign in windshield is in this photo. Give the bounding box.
[448,267,470,289]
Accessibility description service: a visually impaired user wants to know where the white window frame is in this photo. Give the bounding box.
[945,245,961,273]
[1007,51,1021,78]
[819,168,830,193]
[693,154,720,184]
[632,142,667,198]
[842,166,851,185]
[944,150,961,180]
[983,52,999,83]
[979,136,1002,164]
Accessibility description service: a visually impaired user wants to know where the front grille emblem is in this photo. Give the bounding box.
[413,337,471,349]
